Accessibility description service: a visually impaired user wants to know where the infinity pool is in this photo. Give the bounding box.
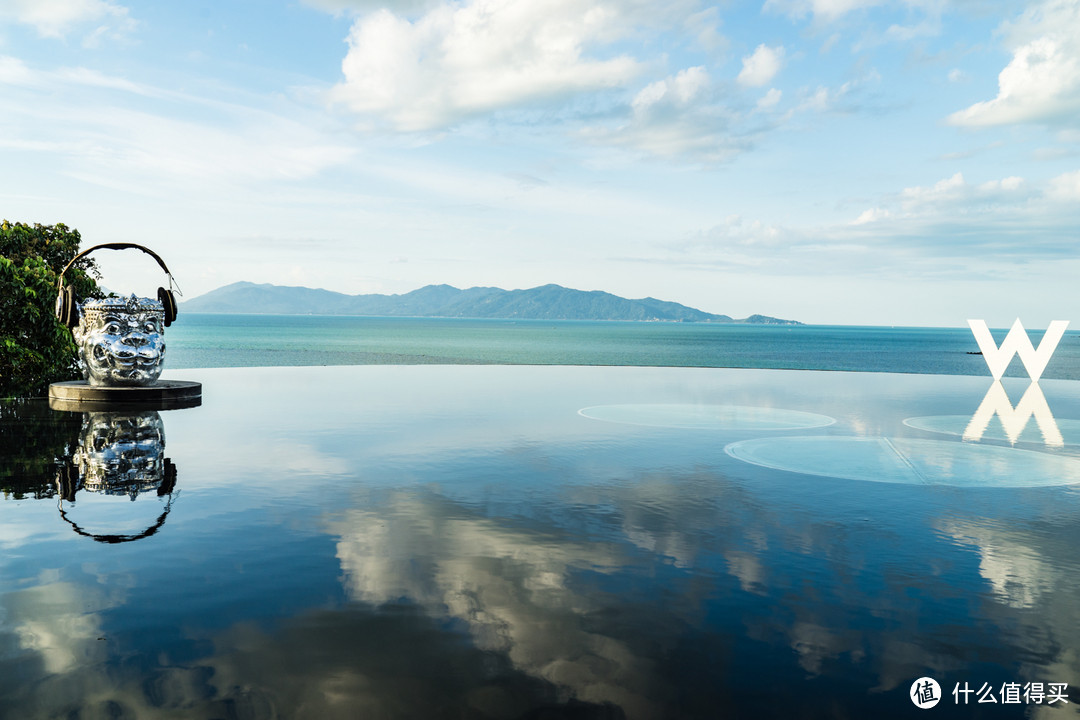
[2,366,1079,718]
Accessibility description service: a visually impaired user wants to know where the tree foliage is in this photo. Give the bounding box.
[1,221,100,398]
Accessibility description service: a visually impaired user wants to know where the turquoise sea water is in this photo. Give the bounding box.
[165,314,1080,379]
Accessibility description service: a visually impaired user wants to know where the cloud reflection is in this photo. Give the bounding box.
[328,490,663,719]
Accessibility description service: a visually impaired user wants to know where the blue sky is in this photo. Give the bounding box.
[2,0,1078,326]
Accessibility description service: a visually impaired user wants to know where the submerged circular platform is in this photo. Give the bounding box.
[579,403,835,431]
[48,380,202,412]
[903,415,1080,446]
[725,436,1080,487]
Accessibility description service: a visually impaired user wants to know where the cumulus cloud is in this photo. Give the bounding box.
[1,0,135,42]
[948,0,1080,127]
[737,44,785,87]
[330,0,645,132]
[580,66,755,163]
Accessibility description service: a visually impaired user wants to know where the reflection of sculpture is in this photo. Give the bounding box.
[74,296,166,387]
[55,410,177,543]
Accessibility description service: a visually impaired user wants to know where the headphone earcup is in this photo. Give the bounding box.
[159,458,177,495]
[157,287,177,327]
[62,286,78,329]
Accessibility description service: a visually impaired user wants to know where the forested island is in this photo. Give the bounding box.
[182,282,800,324]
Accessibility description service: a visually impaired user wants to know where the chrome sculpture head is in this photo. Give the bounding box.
[74,295,166,387]
[72,411,167,497]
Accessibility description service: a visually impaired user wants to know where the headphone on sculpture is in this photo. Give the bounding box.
[55,459,179,544]
[55,243,181,329]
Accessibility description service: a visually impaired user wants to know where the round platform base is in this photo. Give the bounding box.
[49,380,202,412]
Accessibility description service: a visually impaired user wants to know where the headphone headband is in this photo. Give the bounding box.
[58,242,177,292]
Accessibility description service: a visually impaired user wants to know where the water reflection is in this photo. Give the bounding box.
[4,366,1080,718]
[962,380,1064,446]
[905,379,1080,448]
[56,411,178,543]
[0,402,180,543]
[328,489,660,718]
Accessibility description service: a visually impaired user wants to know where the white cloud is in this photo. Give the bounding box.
[665,215,795,270]
[646,170,1077,283]
[948,0,1080,127]
[0,55,34,85]
[582,67,753,163]
[0,60,357,196]
[330,0,644,132]
[842,173,1038,233]
[889,172,1031,215]
[737,44,785,87]
[1,0,135,41]
[898,170,967,207]
[686,7,726,53]
[1048,169,1080,200]
[851,207,891,225]
[631,66,708,114]
[764,0,883,21]
[804,87,832,112]
[756,87,783,110]
[302,0,442,15]
[833,171,1080,265]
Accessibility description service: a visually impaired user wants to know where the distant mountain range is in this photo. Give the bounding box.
[180,282,801,324]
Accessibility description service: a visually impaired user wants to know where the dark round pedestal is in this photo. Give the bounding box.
[48,380,202,412]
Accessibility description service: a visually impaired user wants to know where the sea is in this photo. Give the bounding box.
[164,313,1080,380]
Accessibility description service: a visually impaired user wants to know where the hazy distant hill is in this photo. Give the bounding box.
[181,282,801,324]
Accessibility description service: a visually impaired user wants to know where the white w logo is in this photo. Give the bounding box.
[967,319,1069,381]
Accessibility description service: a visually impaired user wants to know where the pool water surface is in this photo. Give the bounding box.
[2,365,1079,718]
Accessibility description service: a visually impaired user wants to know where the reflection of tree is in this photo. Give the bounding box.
[0,399,81,499]
[0,400,178,543]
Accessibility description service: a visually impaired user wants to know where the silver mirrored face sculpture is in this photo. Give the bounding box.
[74,295,166,387]
[73,411,167,497]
